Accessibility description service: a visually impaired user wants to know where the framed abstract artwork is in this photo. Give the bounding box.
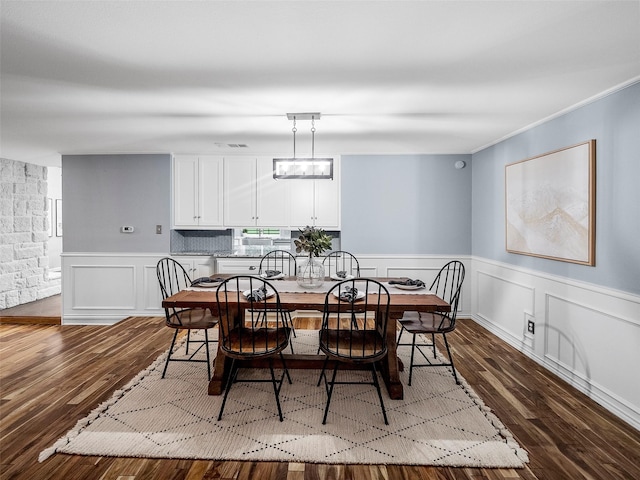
[505,140,596,265]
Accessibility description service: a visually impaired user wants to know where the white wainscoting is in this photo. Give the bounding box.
[471,256,640,430]
[62,253,168,325]
[62,253,470,320]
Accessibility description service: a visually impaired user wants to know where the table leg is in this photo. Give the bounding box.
[207,308,238,396]
[207,340,230,395]
[380,314,404,400]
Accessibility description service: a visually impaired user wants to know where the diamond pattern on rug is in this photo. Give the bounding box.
[40,330,528,467]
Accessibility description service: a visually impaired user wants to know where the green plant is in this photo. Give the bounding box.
[294,226,332,257]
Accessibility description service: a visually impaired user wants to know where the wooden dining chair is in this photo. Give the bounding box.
[397,260,465,385]
[317,279,391,425]
[215,275,292,421]
[322,250,360,278]
[156,257,218,380]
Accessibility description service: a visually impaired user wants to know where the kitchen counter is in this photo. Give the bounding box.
[172,245,297,258]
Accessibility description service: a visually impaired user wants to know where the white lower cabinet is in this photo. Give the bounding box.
[172,256,215,279]
[215,258,260,274]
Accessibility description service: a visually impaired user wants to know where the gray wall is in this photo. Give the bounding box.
[472,81,640,295]
[62,154,171,253]
[340,154,472,254]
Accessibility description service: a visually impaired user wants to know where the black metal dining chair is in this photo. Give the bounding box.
[156,257,218,380]
[322,250,361,279]
[396,260,465,385]
[215,275,292,421]
[317,279,391,425]
[258,250,298,277]
[256,250,297,342]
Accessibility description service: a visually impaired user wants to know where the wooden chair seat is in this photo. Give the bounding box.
[319,329,387,363]
[166,309,218,330]
[398,311,454,334]
[221,328,291,358]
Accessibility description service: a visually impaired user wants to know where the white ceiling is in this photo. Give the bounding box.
[1,1,639,167]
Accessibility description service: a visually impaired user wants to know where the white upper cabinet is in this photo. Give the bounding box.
[172,155,223,228]
[289,156,340,229]
[256,157,290,226]
[173,154,339,229]
[224,157,289,227]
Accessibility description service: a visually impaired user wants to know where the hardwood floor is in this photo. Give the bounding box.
[1,316,638,480]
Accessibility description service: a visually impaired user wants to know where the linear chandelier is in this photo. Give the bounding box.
[273,113,333,180]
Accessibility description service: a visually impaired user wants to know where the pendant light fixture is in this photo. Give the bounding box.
[273,113,333,179]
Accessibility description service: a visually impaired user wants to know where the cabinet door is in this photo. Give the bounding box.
[171,256,214,280]
[314,178,340,228]
[224,157,256,226]
[193,257,215,278]
[256,157,289,226]
[215,258,260,274]
[198,156,223,227]
[289,180,316,227]
[173,155,198,227]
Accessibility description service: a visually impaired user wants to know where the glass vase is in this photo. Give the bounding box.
[296,256,325,289]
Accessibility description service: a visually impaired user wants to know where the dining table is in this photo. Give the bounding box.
[161,276,450,400]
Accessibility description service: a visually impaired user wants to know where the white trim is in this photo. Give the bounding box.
[471,77,640,154]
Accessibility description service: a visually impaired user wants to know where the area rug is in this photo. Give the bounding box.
[40,330,528,467]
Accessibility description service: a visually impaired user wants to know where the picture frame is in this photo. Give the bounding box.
[505,140,596,266]
[55,199,63,237]
[47,198,53,237]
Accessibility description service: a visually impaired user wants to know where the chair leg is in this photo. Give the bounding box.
[280,352,292,384]
[442,333,460,385]
[162,330,179,379]
[288,311,297,338]
[217,358,237,421]
[185,330,191,355]
[371,363,389,425]
[408,333,417,386]
[269,358,284,422]
[431,333,437,358]
[322,363,340,425]
[397,324,405,345]
[204,329,211,381]
[317,355,329,387]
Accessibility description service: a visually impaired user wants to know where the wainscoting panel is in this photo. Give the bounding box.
[476,270,535,344]
[143,264,163,311]
[471,256,640,431]
[62,254,166,325]
[71,265,136,309]
[546,294,640,407]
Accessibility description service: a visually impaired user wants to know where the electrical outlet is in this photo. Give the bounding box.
[527,320,535,334]
[156,225,162,234]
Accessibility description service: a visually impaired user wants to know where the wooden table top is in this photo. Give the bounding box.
[161,277,450,314]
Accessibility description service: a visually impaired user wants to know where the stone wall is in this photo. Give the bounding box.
[0,158,60,309]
